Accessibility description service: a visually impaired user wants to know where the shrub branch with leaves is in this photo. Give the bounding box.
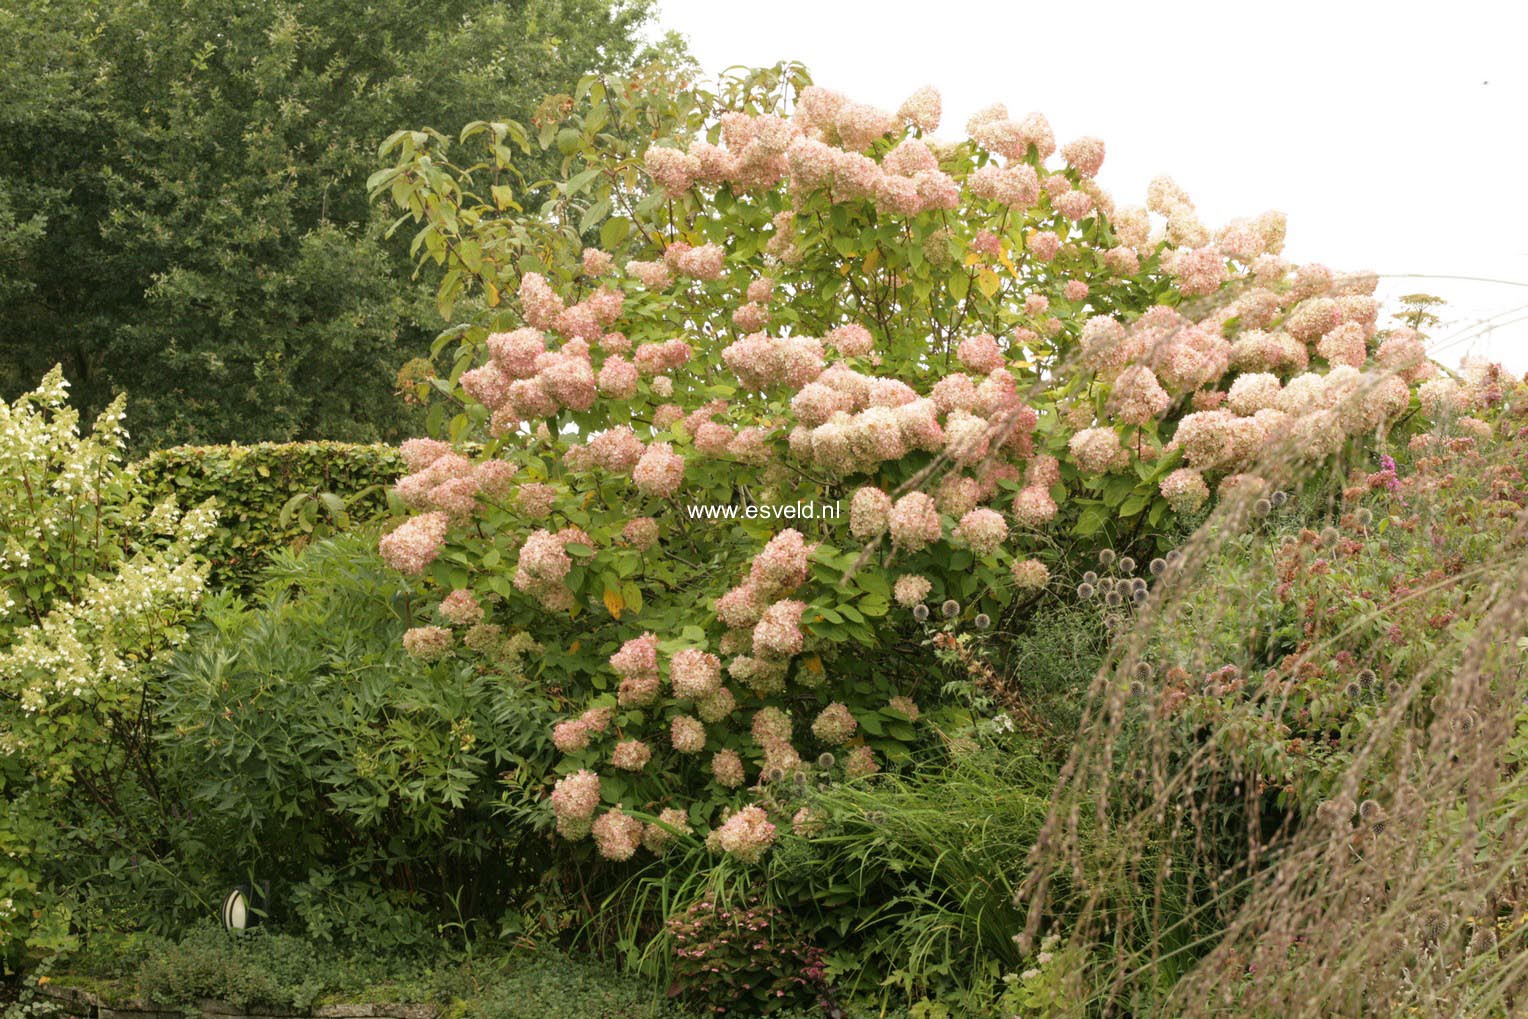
[369,63,1448,866]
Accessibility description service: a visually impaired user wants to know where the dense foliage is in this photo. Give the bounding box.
[158,535,556,946]
[0,371,214,963]
[133,442,404,589]
[0,0,661,447]
[368,65,1445,870]
[5,38,1527,1018]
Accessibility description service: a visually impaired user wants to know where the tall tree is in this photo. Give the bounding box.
[0,0,656,447]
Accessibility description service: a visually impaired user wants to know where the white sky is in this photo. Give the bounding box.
[653,0,1528,372]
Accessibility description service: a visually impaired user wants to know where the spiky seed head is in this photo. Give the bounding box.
[1358,668,1376,688]
[1346,681,1362,699]
[1149,557,1166,575]
[1119,556,1136,575]
[1083,570,1099,585]
[767,766,785,784]
[1098,548,1116,566]
[1271,490,1289,507]
[912,603,929,622]
[1129,680,1146,698]
[1254,498,1272,516]
[1077,582,1096,600]
[1469,927,1498,956]
[974,613,991,630]
[1105,590,1123,608]
[1420,911,1447,942]
[941,599,960,619]
[1132,577,1148,593]
[1133,661,1154,681]
[1132,588,1148,604]
[1165,549,1183,565]
[817,752,835,769]
[1320,526,1340,548]
[793,770,808,788]
[1355,507,1373,527]
[1358,799,1382,821]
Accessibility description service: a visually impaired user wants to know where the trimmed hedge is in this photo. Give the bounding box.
[133,442,403,590]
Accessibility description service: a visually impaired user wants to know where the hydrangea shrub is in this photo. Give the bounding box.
[371,63,1442,863]
[0,368,215,955]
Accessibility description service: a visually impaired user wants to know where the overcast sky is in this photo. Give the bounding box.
[653,0,1528,372]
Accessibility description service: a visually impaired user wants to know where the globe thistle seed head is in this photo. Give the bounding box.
[1098,548,1116,566]
[1129,680,1146,698]
[1319,526,1340,548]
[1254,498,1272,516]
[1358,798,1382,821]
[941,598,960,619]
[1165,549,1183,565]
[817,752,836,770]
[1105,590,1123,608]
[913,603,930,622]
[1131,577,1148,594]
[1355,507,1373,527]
[1133,661,1154,681]
[1077,582,1096,599]
[1346,682,1362,699]
[767,766,785,784]
[1271,490,1289,507]
[1420,911,1447,942]
[1469,927,1498,956]
[1118,556,1136,575]
[1358,668,1376,688]
[1083,570,1099,585]
[974,613,992,630]
[1132,588,1148,604]
[1149,557,1166,575]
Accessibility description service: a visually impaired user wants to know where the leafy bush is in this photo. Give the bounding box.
[366,61,1443,871]
[0,369,215,964]
[156,534,558,943]
[663,897,823,1014]
[132,443,404,591]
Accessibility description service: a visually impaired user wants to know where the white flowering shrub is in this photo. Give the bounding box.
[370,63,1457,867]
[0,367,215,958]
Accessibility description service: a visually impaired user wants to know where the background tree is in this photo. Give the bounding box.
[0,0,663,448]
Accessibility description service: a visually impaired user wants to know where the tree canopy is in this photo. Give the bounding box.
[0,0,661,447]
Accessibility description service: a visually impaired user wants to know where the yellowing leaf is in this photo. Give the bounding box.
[962,251,982,267]
[569,640,581,654]
[802,654,824,675]
[603,587,625,619]
[862,249,881,273]
[484,281,500,307]
[976,268,1001,299]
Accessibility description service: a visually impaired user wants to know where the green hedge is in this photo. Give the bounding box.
[133,442,403,591]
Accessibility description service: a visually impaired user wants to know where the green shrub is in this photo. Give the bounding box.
[132,442,403,591]
[156,534,559,945]
[0,369,215,966]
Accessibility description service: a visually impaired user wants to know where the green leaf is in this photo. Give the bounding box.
[600,216,632,249]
